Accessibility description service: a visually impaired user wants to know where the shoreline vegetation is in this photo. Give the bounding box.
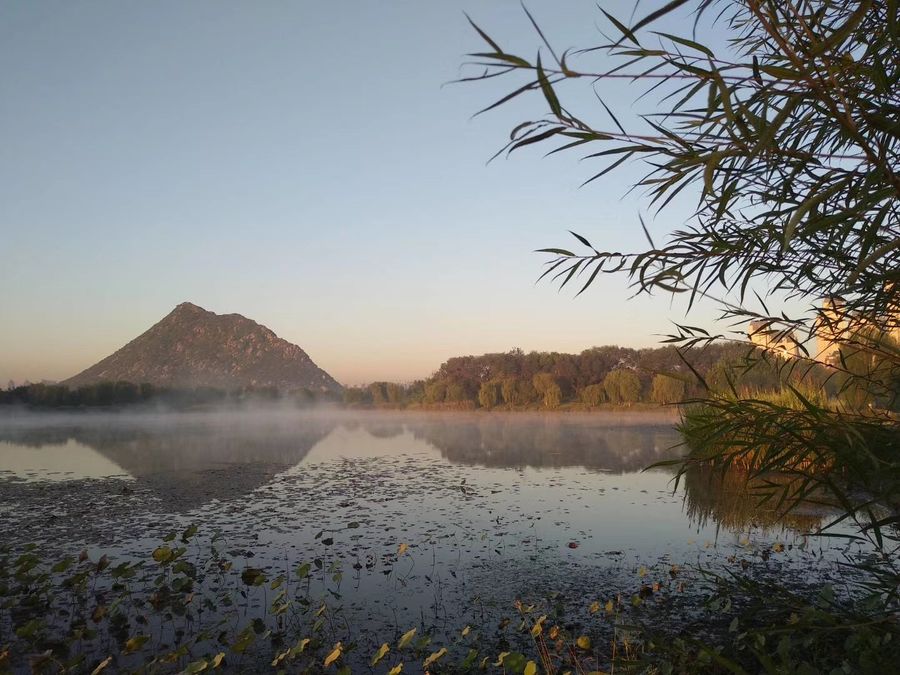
[1,342,861,414]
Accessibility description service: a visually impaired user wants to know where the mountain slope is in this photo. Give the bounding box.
[64,302,342,393]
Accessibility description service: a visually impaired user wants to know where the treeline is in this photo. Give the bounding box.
[344,344,783,410]
[0,381,337,410]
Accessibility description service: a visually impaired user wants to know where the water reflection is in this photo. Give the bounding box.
[0,410,831,534]
[0,439,131,482]
[682,465,831,534]
[399,414,680,472]
[0,412,336,508]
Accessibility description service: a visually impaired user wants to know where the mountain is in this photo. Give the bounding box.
[64,302,342,394]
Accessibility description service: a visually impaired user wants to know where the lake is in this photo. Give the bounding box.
[0,409,855,673]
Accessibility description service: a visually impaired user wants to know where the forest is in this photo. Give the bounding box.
[343,343,841,410]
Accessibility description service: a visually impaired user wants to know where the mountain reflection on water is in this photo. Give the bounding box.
[0,409,830,533]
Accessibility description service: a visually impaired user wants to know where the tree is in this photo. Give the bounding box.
[579,383,605,407]
[424,381,447,404]
[532,372,562,409]
[385,382,405,405]
[650,374,686,404]
[368,382,388,405]
[478,380,502,408]
[463,1,900,669]
[602,369,641,404]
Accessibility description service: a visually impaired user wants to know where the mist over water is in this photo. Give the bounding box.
[0,408,855,669]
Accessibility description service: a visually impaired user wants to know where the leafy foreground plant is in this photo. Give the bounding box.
[1,517,897,675]
[0,526,757,674]
[460,0,900,671]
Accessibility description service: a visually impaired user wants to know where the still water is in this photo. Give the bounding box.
[0,409,852,671]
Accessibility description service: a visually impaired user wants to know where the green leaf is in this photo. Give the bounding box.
[536,54,563,119]
[465,13,502,53]
[653,32,714,57]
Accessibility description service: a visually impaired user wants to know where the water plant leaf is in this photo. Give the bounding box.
[503,653,527,672]
[422,647,447,669]
[90,657,112,675]
[371,643,390,666]
[230,628,255,654]
[181,524,198,542]
[524,661,538,675]
[241,568,266,586]
[152,546,173,563]
[124,635,149,653]
[323,642,343,667]
[398,628,416,649]
[387,664,403,675]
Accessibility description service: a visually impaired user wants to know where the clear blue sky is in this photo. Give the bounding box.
[1,1,723,386]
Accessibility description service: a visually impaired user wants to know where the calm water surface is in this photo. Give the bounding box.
[0,409,854,670]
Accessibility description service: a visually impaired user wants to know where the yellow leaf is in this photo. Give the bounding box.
[371,643,390,667]
[211,653,225,669]
[524,660,538,675]
[422,647,447,669]
[638,566,648,578]
[589,601,600,614]
[576,635,591,650]
[398,628,417,649]
[461,625,471,637]
[323,642,343,667]
[604,599,614,614]
[530,615,546,637]
[91,657,113,675]
[494,651,510,666]
[387,664,404,675]
[124,635,149,653]
[152,546,173,563]
[397,543,409,556]
[548,625,560,640]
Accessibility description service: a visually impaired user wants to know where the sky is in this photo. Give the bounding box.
[0,0,727,386]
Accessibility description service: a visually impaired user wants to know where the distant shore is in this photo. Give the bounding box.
[0,400,683,417]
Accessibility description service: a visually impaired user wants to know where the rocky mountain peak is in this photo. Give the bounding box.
[64,303,342,394]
